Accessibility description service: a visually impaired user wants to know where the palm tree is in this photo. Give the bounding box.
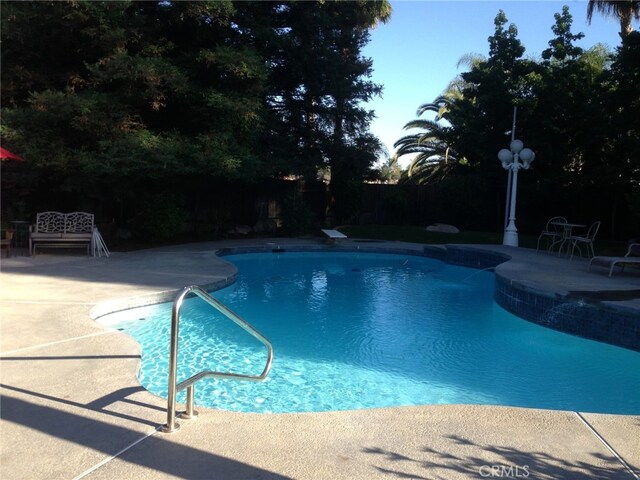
[393,51,484,184]
[587,0,640,38]
[394,96,462,184]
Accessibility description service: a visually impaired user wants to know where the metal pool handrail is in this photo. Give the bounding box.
[162,285,273,433]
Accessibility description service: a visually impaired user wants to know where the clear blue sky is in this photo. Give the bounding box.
[363,0,638,166]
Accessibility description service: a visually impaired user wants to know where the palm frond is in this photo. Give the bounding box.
[394,89,467,184]
[416,97,447,114]
[400,156,457,184]
[456,52,486,70]
[442,78,467,99]
[393,134,423,148]
[586,0,640,36]
[402,118,441,131]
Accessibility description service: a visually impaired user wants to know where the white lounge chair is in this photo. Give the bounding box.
[589,243,640,277]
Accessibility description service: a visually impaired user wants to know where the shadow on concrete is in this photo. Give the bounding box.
[363,433,634,480]
[1,383,164,427]
[0,242,251,292]
[1,393,293,480]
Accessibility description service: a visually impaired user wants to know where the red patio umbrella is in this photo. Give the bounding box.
[0,147,24,161]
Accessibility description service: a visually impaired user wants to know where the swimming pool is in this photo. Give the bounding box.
[99,251,640,414]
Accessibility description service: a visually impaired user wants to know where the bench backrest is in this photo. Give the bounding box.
[35,211,94,234]
[628,243,640,257]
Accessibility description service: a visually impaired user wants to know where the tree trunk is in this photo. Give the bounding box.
[620,11,633,37]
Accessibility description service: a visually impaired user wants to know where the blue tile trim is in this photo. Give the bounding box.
[424,245,511,269]
[422,245,640,351]
[495,274,640,352]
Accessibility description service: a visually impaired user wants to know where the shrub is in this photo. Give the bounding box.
[382,189,410,225]
[134,194,184,242]
[280,194,315,235]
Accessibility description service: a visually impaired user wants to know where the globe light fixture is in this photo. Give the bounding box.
[499,139,535,246]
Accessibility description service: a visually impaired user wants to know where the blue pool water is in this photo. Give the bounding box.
[99,252,640,414]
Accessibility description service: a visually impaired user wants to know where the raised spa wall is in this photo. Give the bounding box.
[423,245,640,352]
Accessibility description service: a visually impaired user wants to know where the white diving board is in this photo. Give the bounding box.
[321,229,348,243]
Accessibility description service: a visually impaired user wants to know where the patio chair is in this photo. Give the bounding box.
[568,221,600,259]
[589,243,640,277]
[0,229,14,258]
[536,216,567,252]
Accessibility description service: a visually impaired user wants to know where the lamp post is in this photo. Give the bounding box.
[498,139,535,247]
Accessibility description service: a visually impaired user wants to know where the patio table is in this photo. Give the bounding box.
[550,221,585,257]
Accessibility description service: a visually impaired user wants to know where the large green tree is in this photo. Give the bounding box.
[524,9,612,232]
[450,10,540,168]
[542,5,585,62]
[1,0,268,216]
[237,1,391,222]
[393,7,636,236]
[393,8,533,185]
[1,0,389,228]
[598,31,640,235]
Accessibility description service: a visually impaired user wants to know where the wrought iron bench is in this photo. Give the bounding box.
[29,211,95,256]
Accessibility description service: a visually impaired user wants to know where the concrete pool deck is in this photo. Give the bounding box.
[1,238,639,480]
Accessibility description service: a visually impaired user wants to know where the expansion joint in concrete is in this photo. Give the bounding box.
[574,411,639,479]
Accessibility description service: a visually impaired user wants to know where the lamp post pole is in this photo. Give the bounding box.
[503,106,517,230]
[498,139,535,247]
